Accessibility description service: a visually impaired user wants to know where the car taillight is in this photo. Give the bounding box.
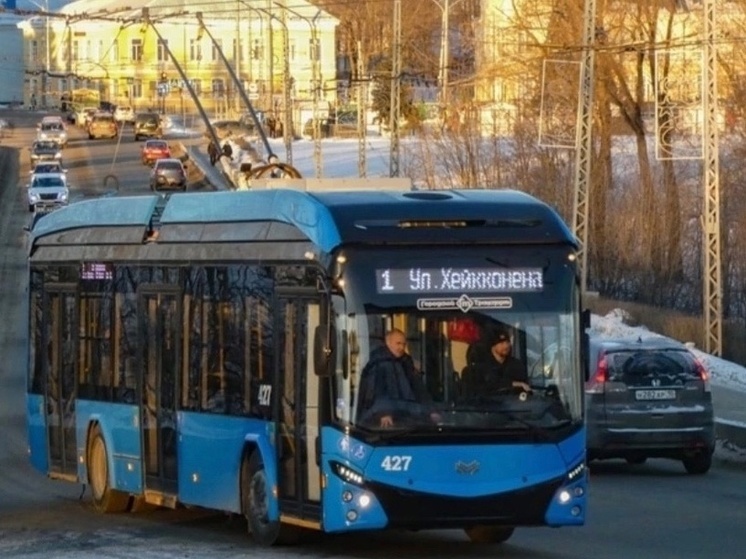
[694,357,711,392]
[586,353,608,394]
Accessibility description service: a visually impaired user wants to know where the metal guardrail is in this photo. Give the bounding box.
[715,418,746,450]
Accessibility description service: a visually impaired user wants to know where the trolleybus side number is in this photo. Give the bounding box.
[258,384,272,406]
[381,455,412,471]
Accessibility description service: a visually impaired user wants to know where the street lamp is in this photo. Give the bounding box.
[272,1,322,177]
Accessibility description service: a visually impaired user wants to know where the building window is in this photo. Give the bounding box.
[31,40,39,64]
[109,41,118,63]
[72,40,79,62]
[232,38,238,62]
[190,38,202,62]
[212,79,225,96]
[211,39,222,62]
[157,39,169,62]
[289,39,296,62]
[131,38,143,62]
[309,37,320,62]
[132,79,143,98]
[252,39,263,61]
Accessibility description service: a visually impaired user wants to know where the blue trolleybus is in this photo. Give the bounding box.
[27,186,588,545]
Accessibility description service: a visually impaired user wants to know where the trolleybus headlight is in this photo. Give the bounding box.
[567,462,585,481]
[346,510,358,522]
[331,461,364,486]
[358,494,371,508]
[342,490,353,503]
[558,490,572,504]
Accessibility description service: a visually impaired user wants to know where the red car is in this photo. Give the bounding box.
[141,139,171,166]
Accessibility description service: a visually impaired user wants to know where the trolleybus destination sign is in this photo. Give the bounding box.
[376,267,544,294]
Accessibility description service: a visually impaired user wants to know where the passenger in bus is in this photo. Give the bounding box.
[462,329,531,398]
[357,329,439,428]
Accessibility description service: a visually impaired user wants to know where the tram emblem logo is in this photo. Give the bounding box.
[455,460,480,475]
[417,296,513,313]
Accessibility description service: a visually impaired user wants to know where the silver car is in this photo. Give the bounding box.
[27,172,69,213]
[586,336,714,474]
[37,121,68,147]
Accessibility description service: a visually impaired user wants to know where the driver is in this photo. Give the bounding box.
[464,329,531,397]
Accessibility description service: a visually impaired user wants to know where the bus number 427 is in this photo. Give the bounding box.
[381,455,412,471]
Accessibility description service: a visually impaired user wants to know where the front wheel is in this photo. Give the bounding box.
[242,451,299,546]
[87,425,130,513]
[464,525,515,544]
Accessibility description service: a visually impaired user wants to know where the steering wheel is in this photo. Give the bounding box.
[247,162,303,179]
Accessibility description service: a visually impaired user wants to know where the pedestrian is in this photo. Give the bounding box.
[207,141,218,165]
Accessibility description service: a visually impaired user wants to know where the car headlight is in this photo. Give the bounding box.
[60,191,69,201]
[29,193,39,203]
[54,152,62,159]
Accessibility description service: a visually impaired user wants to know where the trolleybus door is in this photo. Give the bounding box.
[138,288,181,498]
[44,286,78,479]
[275,293,323,523]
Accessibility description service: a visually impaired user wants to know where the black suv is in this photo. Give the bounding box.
[134,112,163,141]
[586,336,714,474]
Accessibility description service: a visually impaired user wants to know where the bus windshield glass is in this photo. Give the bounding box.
[331,246,582,437]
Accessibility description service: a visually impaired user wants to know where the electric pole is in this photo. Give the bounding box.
[389,0,401,177]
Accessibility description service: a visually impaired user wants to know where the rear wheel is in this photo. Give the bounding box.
[464,526,514,544]
[683,451,712,475]
[242,451,300,546]
[87,425,130,513]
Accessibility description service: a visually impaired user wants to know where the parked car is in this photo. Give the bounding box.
[141,139,171,166]
[113,105,135,124]
[302,111,358,139]
[37,120,68,147]
[149,158,187,192]
[134,112,163,141]
[88,112,118,139]
[29,140,63,165]
[586,336,714,474]
[26,172,69,213]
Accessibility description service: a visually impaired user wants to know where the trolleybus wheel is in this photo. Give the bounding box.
[242,451,300,546]
[87,425,130,513]
[464,525,515,544]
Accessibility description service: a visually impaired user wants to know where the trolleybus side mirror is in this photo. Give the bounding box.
[314,324,337,377]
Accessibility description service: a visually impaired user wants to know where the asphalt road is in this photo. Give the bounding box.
[0,110,745,558]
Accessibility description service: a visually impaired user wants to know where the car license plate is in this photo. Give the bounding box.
[635,389,676,401]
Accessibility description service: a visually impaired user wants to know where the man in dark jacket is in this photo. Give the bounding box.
[463,329,530,398]
[357,329,436,428]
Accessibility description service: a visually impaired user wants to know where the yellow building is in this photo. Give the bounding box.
[20,0,338,122]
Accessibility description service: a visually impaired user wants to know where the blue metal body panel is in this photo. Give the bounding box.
[75,400,142,492]
[177,412,276,515]
[320,426,587,532]
[26,393,48,474]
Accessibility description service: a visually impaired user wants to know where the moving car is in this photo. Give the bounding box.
[113,105,135,124]
[586,336,714,474]
[87,112,118,139]
[30,161,66,176]
[149,158,187,192]
[29,140,63,165]
[134,112,163,141]
[26,172,69,213]
[141,139,171,166]
[37,120,68,147]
